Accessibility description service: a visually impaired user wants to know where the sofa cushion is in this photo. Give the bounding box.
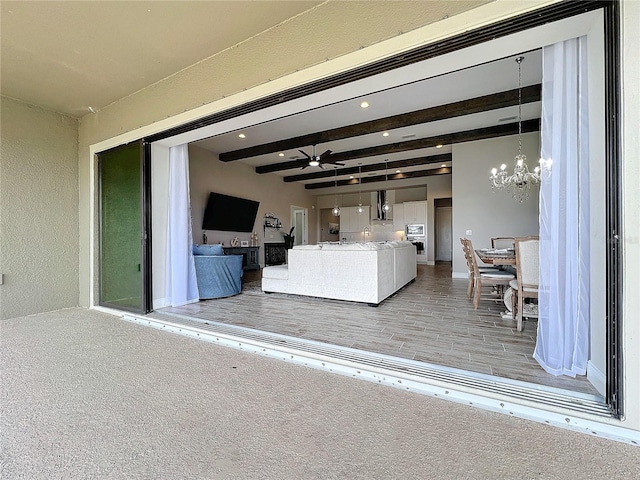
[292,244,322,250]
[262,265,289,280]
[193,244,223,256]
[321,242,383,251]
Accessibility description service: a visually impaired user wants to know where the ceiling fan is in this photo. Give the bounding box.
[297,144,344,169]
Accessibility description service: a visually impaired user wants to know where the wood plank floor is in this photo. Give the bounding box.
[158,264,599,396]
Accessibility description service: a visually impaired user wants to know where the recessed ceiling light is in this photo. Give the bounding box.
[436,144,443,149]
[382,132,390,137]
[441,164,447,167]
[349,175,354,179]
[238,133,246,138]
[278,152,285,157]
[360,101,369,109]
[395,169,401,173]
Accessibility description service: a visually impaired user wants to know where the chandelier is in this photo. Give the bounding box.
[331,167,341,216]
[489,56,541,202]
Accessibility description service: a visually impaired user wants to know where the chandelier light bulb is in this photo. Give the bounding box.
[491,168,498,175]
[500,164,507,171]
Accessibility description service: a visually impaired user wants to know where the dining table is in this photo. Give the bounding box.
[474,248,516,266]
[475,248,517,319]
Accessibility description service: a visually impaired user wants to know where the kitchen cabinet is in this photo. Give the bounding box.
[403,201,427,225]
[392,203,405,231]
[339,206,370,239]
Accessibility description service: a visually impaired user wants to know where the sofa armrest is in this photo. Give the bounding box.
[193,255,243,299]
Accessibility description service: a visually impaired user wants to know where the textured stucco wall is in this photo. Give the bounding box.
[0,97,79,319]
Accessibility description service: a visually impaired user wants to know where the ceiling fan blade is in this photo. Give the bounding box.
[319,149,332,160]
[298,149,311,160]
[299,164,309,170]
[319,164,326,170]
[326,161,345,166]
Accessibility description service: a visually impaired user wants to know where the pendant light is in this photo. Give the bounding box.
[331,167,341,216]
[382,159,391,214]
[356,163,364,215]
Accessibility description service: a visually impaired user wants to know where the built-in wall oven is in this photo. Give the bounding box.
[405,224,425,253]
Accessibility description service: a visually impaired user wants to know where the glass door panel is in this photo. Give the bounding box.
[99,142,143,311]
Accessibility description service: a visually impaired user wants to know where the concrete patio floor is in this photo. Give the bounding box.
[2,308,639,479]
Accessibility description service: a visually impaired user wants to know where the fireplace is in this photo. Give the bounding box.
[264,243,286,266]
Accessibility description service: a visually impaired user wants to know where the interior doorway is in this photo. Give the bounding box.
[435,198,453,263]
[291,206,308,246]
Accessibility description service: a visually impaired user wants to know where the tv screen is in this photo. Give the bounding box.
[201,192,260,233]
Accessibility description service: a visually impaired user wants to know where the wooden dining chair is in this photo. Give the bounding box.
[510,236,539,331]
[460,238,477,298]
[491,237,515,249]
[465,238,515,309]
[460,238,504,301]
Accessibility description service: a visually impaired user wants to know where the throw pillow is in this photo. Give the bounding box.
[192,244,224,256]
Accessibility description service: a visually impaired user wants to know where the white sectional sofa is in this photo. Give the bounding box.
[261,241,417,305]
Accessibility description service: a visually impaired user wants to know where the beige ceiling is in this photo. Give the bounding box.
[0,1,322,117]
[1,0,493,118]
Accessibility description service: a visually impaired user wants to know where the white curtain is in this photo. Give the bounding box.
[534,36,590,376]
[165,144,199,307]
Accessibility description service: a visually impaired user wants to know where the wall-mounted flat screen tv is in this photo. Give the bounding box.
[202,192,260,233]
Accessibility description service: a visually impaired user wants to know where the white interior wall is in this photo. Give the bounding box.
[451,133,540,277]
[621,0,640,427]
[188,145,317,261]
[586,16,607,396]
[151,144,170,309]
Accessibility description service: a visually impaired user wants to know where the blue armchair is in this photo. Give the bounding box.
[192,244,244,299]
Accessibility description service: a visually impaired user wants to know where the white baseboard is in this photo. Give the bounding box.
[451,272,469,279]
[426,260,435,266]
[587,360,606,397]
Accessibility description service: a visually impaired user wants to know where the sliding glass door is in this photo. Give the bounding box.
[98,141,151,313]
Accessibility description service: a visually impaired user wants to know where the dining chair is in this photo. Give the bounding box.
[510,236,539,331]
[491,237,516,249]
[460,238,491,298]
[464,238,515,309]
[460,238,506,302]
[460,238,477,298]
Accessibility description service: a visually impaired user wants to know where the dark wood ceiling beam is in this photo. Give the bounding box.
[220,84,540,162]
[305,167,452,190]
[256,119,539,174]
[283,153,452,183]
